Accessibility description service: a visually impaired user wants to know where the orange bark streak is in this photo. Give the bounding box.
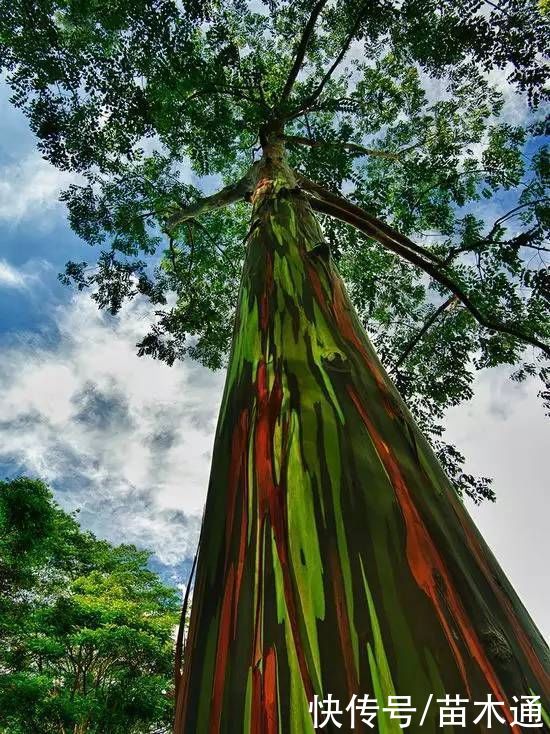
[209,564,236,734]
[348,385,517,729]
[448,491,550,699]
[264,646,279,734]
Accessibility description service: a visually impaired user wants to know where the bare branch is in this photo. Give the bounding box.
[492,198,549,228]
[394,296,458,369]
[446,224,549,263]
[279,0,329,105]
[165,164,259,231]
[302,182,550,357]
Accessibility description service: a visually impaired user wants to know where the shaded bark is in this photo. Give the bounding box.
[174,146,550,733]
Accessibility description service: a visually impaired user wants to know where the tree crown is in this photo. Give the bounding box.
[0,477,179,734]
[0,0,548,501]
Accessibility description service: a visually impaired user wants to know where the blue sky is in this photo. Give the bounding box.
[0,77,549,637]
[0,82,220,586]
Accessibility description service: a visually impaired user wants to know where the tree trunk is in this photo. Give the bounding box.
[174,145,550,733]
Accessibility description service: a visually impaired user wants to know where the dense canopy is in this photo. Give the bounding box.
[1,0,549,502]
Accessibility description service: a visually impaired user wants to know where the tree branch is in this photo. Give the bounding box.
[492,198,549,228]
[279,0,329,105]
[446,224,549,263]
[394,296,458,369]
[302,183,550,357]
[165,164,259,230]
[283,134,406,160]
[294,2,370,114]
[182,84,266,108]
[298,174,446,266]
[189,218,240,277]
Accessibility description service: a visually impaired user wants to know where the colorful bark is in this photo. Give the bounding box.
[174,150,550,733]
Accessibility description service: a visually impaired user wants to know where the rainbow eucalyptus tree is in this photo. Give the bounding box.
[1,0,549,731]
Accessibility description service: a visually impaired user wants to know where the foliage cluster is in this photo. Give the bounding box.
[0,477,179,734]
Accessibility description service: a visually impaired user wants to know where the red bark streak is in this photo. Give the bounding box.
[233,481,249,637]
[264,646,279,734]
[348,385,517,729]
[251,177,274,207]
[254,359,315,702]
[251,665,263,734]
[305,253,328,307]
[255,360,281,519]
[328,546,359,696]
[210,564,236,734]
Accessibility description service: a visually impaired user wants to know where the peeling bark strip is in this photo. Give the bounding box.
[174,154,550,733]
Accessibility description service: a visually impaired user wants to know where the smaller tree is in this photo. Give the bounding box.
[0,477,180,734]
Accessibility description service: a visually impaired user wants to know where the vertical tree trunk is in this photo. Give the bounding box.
[174,146,550,733]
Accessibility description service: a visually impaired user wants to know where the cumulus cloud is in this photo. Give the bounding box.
[0,291,224,570]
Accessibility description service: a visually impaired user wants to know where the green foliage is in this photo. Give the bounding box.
[0,477,179,734]
[0,0,548,501]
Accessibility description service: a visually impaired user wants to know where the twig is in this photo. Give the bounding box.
[284,134,406,160]
[292,1,370,114]
[190,218,240,278]
[493,198,549,228]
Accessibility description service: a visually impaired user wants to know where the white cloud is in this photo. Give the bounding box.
[0,259,28,288]
[0,292,224,567]
[0,258,51,291]
[446,369,550,640]
[0,152,79,225]
[484,66,536,127]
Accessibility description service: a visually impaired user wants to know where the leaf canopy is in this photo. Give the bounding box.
[1,0,549,501]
